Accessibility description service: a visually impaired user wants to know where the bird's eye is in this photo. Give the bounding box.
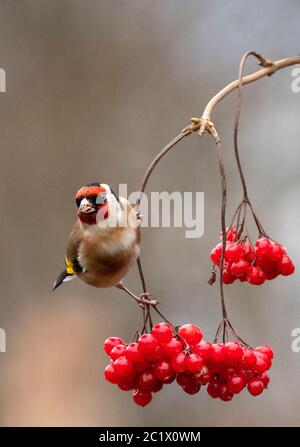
[76,197,82,208]
[96,193,107,206]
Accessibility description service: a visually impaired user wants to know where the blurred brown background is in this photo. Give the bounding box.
[0,0,299,426]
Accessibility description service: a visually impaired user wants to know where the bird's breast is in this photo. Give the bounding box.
[78,226,140,287]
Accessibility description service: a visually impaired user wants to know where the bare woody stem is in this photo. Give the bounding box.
[233,51,257,200]
[199,55,300,134]
[133,52,300,327]
[233,51,274,237]
[135,129,192,208]
[137,257,153,332]
[136,55,300,201]
[213,131,228,321]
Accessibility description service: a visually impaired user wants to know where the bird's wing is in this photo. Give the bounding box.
[53,221,83,291]
[65,221,84,274]
[52,269,76,290]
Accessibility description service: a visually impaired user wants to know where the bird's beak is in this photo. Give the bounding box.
[78,198,96,214]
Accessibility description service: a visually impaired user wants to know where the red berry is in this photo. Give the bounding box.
[211,243,223,264]
[118,378,137,391]
[163,372,176,384]
[138,371,159,391]
[144,345,163,362]
[238,368,253,383]
[265,269,279,280]
[253,353,269,374]
[132,389,152,407]
[171,352,187,372]
[197,368,211,385]
[182,382,201,395]
[176,372,193,387]
[134,360,150,373]
[220,366,235,380]
[225,242,244,263]
[227,227,237,241]
[210,343,226,363]
[238,273,248,282]
[231,260,250,277]
[277,255,295,276]
[152,381,164,393]
[193,341,212,361]
[185,353,204,373]
[125,342,144,363]
[138,334,159,354]
[224,342,244,365]
[227,376,245,394]
[269,241,286,261]
[151,322,173,344]
[218,384,234,401]
[161,337,183,357]
[222,270,236,284]
[247,266,266,285]
[104,363,120,384]
[247,379,264,396]
[255,256,275,274]
[153,360,174,381]
[207,381,220,398]
[223,260,232,270]
[254,345,274,360]
[242,348,256,368]
[113,356,134,377]
[104,337,125,355]
[110,344,127,361]
[178,324,203,345]
[244,242,255,263]
[255,350,272,365]
[260,372,270,387]
[220,227,237,242]
[255,238,273,257]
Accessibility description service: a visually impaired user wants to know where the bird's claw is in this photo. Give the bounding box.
[137,293,159,307]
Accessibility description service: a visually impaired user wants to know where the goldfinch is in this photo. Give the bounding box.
[53,183,154,305]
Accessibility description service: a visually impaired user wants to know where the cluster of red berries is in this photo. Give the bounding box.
[103,323,273,406]
[204,341,273,401]
[211,229,295,285]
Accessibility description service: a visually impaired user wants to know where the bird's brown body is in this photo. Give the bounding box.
[53,183,146,305]
[66,198,140,288]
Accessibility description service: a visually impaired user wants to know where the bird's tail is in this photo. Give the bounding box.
[52,269,75,291]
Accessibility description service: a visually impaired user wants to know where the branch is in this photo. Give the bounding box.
[136,129,191,207]
[136,53,300,204]
[197,54,300,135]
[133,52,300,328]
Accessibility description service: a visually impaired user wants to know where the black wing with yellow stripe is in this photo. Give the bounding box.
[53,222,83,291]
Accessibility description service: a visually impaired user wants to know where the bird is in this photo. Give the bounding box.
[53,182,156,306]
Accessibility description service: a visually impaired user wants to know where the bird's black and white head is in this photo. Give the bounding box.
[75,183,123,229]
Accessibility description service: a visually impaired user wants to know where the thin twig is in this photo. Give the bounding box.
[200,55,300,133]
[130,52,300,341]
[135,129,192,209]
[135,54,300,206]
[233,52,275,238]
[233,52,263,200]
[213,131,228,321]
[137,257,154,331]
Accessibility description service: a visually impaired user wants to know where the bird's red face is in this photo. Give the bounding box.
[76,183,110,225]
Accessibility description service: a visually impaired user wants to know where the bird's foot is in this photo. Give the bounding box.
[116,283,158,307]
[136,292,159,307]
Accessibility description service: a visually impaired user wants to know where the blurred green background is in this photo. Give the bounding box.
[0,0,299,426]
